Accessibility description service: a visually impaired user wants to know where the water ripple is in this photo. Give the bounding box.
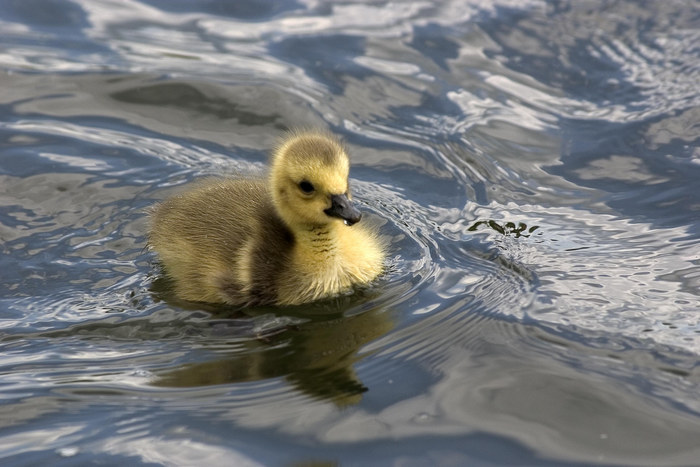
[1,0,700,464]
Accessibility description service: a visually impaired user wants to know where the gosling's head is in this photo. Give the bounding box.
[270,131,362,228]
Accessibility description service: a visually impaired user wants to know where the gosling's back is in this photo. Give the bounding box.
[149,179,294,305]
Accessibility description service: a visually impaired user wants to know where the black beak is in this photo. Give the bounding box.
[324,194,362,226]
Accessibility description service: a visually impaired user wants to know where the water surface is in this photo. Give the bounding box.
[1,0,699,465]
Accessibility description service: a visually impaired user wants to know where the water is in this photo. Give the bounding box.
[1,0,699,465]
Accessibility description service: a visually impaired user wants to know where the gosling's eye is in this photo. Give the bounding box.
[299,181,315,194]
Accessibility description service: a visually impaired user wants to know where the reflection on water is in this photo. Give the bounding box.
[1,0,700,465]
[154,304,394,407]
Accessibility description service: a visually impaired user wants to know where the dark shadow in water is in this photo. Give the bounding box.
[139,0,303,20]
[150,274,394,407]
[111,82,286,129]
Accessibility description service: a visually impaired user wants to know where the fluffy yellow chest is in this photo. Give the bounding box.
[276,223,384,305]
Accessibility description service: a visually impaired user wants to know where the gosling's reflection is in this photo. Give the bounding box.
[152,298,393,406]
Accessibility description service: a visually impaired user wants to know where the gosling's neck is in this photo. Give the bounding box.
[295,223,340,261]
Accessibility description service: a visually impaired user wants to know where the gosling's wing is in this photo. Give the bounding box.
[243,200,295,305]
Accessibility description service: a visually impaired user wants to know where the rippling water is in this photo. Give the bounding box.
[1,0,699,465]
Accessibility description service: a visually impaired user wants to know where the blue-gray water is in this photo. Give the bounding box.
[1,0,699,465]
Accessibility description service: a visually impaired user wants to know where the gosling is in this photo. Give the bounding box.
[148,130,385,306]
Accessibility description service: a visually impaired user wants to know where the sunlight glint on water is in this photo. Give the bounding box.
[1,0,699,465]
